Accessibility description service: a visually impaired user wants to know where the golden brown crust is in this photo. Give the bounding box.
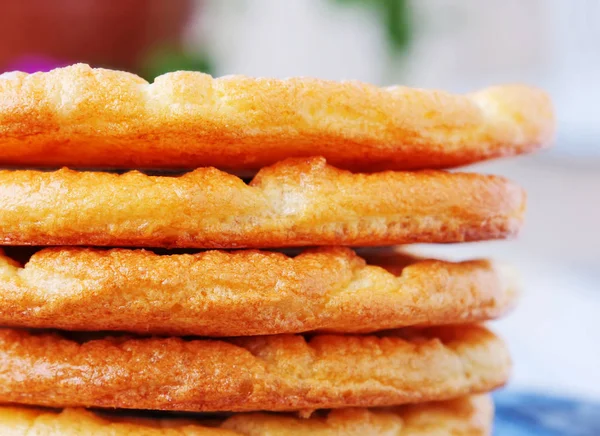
[0,407,236,435]
[223,395,494,435]
[0,157,525,248]
[0,64,554,172]
[0,326,509,412]
[0,246,518,336]
[0,395,493,435]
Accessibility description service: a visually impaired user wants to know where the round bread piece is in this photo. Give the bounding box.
[0,157,525,248]
[0,246,518,336]
[0,395,493,435]
[0,326,509,412]
[0,64,554,172]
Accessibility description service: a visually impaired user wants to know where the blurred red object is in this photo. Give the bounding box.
[0,0,193,73]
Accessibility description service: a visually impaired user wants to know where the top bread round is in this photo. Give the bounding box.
[0,64,554,172]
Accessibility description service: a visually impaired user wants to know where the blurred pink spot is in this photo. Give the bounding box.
[5,55,64,73]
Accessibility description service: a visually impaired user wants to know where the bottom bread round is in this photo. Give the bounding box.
[0,395,493,435]
[0,325,508,412]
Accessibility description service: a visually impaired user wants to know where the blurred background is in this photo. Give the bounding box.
[1,0,599,432]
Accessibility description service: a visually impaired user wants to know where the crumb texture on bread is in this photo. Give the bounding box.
[0,64,554,171]
[0,157,526,248]
[0,395,493,435]
[0,326,509,412]
[0,246,518,336]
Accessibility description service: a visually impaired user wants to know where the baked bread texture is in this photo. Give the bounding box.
[0,157,525,248]
[0,64,554,172]
[0,246,517,336]
[0,395,493,435]
[0,326,509,412]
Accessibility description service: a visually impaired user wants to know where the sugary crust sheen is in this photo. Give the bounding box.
[0,326,509,412]
[0,64,554,172]
[0,395,493,435]
[0,246,518,336]
[0,157,525,248]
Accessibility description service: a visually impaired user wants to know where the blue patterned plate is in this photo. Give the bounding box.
[493,391,600,435]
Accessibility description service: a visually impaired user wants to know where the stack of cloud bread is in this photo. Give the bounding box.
[0,64,554,435]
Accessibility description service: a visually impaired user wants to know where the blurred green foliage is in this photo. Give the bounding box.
[141,47,214,81]
[334,0,412,52]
